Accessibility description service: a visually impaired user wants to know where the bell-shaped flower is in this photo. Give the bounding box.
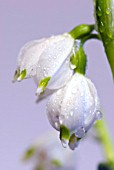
[13,33,77,95]
[47,73,102,150]
[23,132,76,170]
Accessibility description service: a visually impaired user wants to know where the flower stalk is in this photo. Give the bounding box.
[69,24,95,39]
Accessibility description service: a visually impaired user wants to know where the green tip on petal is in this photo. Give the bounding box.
[13,68,20,82]
[17,69,26,81]
[60,125,70,141]
[22,146,36,161]
[69,133,81,144]
[36,77,51,95]
[51,159,62,168]
[69,134,76,144]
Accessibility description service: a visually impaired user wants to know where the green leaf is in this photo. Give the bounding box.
[94,0,114,78]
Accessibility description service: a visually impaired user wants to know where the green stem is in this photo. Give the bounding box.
[74,45,87,75]
[81,33,101,45]
[75,34,100,75]
[95,119,114,166]
[69,24,95,39]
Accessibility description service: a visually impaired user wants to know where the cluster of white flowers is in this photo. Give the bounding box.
[14,32,102,150]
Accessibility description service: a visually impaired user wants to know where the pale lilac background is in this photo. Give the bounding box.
[1,0,114,170]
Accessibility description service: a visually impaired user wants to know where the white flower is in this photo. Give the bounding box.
[23,132,76,170]
[13,33,77,95]
[47,73,101,150]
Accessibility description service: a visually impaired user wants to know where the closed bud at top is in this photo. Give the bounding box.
[47,73,101,150]
[13,33,77,94]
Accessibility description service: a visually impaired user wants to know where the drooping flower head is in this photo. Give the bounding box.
[13,24,102,150]
[47,73,101,150]
[13,33,78,95]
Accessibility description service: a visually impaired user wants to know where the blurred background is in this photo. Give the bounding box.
[1,0,114,169]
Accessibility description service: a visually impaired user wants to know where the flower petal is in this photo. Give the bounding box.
[36,34,74,85]
[47,88,64,130]
[47,58,73,90]
[17,38,46,78]
[59,73,100,137]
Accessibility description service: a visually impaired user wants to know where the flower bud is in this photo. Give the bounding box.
[47,73,101,150]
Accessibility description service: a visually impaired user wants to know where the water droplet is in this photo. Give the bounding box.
[59,115,64,124]
[75,107,78,111]
[96,110,102,120]
[43,71,47,77]
[81,92,84,97]
[35,87,43,95]
[106,8,111,15]
[70,63,76,70]
[100,22,105,33]
[97,6,102,16]
[55,122,59,129]
[54,100,57,104]
[56,90,61,96]
[66,115,69,119]
[67,102,70,106]
[53,56,57,59]
[75,127,85,138]
[107,31,113,38]
[61,139,68,148]
[72,87,77,94]
[70,110,74,116]
[43,67,46,70]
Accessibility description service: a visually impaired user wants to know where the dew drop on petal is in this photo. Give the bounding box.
[55,122,59,129]
[96,110,102,120]
[71,87,77,94]
[56,90,62,96]
[81,92,84,97]
[70,110,74,116]
[70,63,76,70]
[75,127,85,138]
[53,56,57,59]
[59,115,64,125]
[61,139,68,148]
[35,87,43,95]
[52,108,55,112]
[43,71,48,77]
[54,100,57,104]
